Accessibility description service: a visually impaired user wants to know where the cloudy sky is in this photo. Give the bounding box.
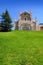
[0,0,43,24]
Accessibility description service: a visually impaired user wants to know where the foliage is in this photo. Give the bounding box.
[1,10,12,32]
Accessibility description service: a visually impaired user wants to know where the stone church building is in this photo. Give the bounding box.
[15,10,43,30]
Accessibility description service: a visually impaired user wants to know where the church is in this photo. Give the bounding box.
[14,10,43,30]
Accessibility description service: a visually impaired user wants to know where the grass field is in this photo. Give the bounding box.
[0,31,43,65]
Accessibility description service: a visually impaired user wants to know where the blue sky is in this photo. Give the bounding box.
[0,0,43,24]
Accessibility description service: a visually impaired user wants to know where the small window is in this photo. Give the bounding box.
[24,13,26,15]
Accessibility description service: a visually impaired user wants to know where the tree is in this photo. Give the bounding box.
[1,10,12,32]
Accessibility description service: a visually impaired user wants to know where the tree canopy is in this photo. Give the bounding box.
[0,10,12,32]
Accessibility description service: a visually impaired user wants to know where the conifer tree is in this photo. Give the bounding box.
[1,10,12,31]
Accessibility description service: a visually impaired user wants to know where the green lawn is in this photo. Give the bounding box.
[0,31,43,65]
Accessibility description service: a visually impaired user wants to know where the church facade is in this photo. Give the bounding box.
[14,10,43,31]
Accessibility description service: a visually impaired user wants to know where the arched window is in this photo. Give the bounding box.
[25,17,26,21]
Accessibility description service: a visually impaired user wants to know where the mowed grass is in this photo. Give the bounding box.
[0,31,43,65]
